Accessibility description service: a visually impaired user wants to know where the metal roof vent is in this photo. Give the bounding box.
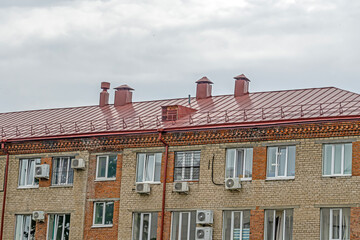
[234,74,250,97]
[99,82,110,107]
[161,105,197,121]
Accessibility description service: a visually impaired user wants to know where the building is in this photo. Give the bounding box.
[1,75,360,240]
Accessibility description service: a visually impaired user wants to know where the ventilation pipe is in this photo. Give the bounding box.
[99,82,110,107]
[234,74,250,97]
[196,77,213,100]
[114,85,134,107]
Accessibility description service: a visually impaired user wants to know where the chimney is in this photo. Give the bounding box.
[196,77,213,100]
[99,82,110,107]
[234,74,250,97]
[114,84,134,107]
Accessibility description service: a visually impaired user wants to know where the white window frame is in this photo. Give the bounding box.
[225,148,253,181]
[268,210,287,240]
[132,212,157,240]
[266,146,295,180]
[96,155,117,181]
[136,153,161,183]
[52,157,74,186]
[174,151,200,182]
[92,202,114,227]
[46,214,70,240]
[323,143,352,177]
[14,214,36,240]
[18,158,41,188]
[170,211,195,240]
[329,208,343,240]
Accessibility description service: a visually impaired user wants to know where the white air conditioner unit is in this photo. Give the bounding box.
[196,210,213,225]
[173,182,189,193]
[136,183,151,194]
[71,158,85,169]
[196,227,212,240]
[32,211,45,222]
[225,178,242,190]
[35,164,49,179]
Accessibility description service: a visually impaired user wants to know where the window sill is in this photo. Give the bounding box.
[50,185,73,188]
[91,225,113,228]
[174,180,199,183]
[135,182,161,185]
[322,175,352,178]
[17,186,39,190]
[95,178,116,182]
[266,177,295,181]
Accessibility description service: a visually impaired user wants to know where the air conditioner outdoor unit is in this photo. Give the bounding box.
[71,158,85,169]
[173,182,189,193]
[136,183,151,194]
[32,211,45,222]
[196,227,212,240]
[225,178,242,190]
[196,210,213,225]
[34,164,50,179]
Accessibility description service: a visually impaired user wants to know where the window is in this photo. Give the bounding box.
[18,158,41,188]
[132,212,158,240]
[14,215,36,240]
[171,211,196,240]
[323,143,352,176]
[47,214,71,240]
[267,146,296,179]
[264,209,293,240]
[225,148,253,180]
[136,153,162,183]
[93,202,114,227]
[321,208,350,240]
[96,155,117,180]
[223,210,250,240]
[52,157,74,186]
[174,151,200,181]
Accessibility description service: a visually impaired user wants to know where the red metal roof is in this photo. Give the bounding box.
[1,87,360,141]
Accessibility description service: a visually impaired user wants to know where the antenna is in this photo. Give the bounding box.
[188,94,191,106]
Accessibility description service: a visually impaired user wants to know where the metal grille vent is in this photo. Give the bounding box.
[73,159,79,167]
[136,184,144,192]
[226,179,234,188]
[35,166,42,175]
[198,212,206,222]
[174,183,182,190]
[197,229,205,239]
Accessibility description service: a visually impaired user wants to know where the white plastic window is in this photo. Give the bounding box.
[136,153,162,183]
[18,158,41,188]
[222,211,250,240]
[132,212,158,240]
[171,211,196,240]
[225,148,253,180]
[96,155,117,180]
[93,202,114,227]
[320,208,350,240]
[14,215,36,240]
[47,214,71,240]
[52,157,74,186]
[174,151,200,181]
[267,146,296,179]
[264,209,293,240]
[323,143,352,176]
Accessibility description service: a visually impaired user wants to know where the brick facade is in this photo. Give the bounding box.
[0,122,360,239]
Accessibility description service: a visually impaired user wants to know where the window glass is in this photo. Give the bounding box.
[344,144,352,175]
[287,146,296,177]
[52,157,74,185]
[323,145,332,175]
[245,148,253,178]
[278,147,287,177]
[108,155,117,178]
[223,210,251,240]
[236,150,244,179]
[334,145,342,175]
[226,148,253,180]
[97,156,107,178]
[225,149,236,178]
[133,213,158,240]
[321,208,350,240]
[332,209,340,239]
[264,209,293,240]
[105,202,114,225]
[47,214,71,240]
[171,212,196,240]
[94,203,104,225]
[14,215,36,240]
[19,159,41,187]
[323,143,352,176]
[267,147,277,178]
[93,202,114,226]
[174,151,201,181]
[136,153,162,183]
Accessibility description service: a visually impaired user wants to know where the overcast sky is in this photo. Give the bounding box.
[0,0,359,113]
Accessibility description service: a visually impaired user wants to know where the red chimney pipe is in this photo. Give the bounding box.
[114,84,134,107]
[234,74,250,97]
[99,82,110,107]
[196,77,213,100]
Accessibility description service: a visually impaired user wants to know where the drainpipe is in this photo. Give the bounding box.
[158,130,169,240]
[0,140,9,240]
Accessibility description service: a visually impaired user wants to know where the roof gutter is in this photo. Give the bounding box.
[158,129,169,240]
[0,140,9,240]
